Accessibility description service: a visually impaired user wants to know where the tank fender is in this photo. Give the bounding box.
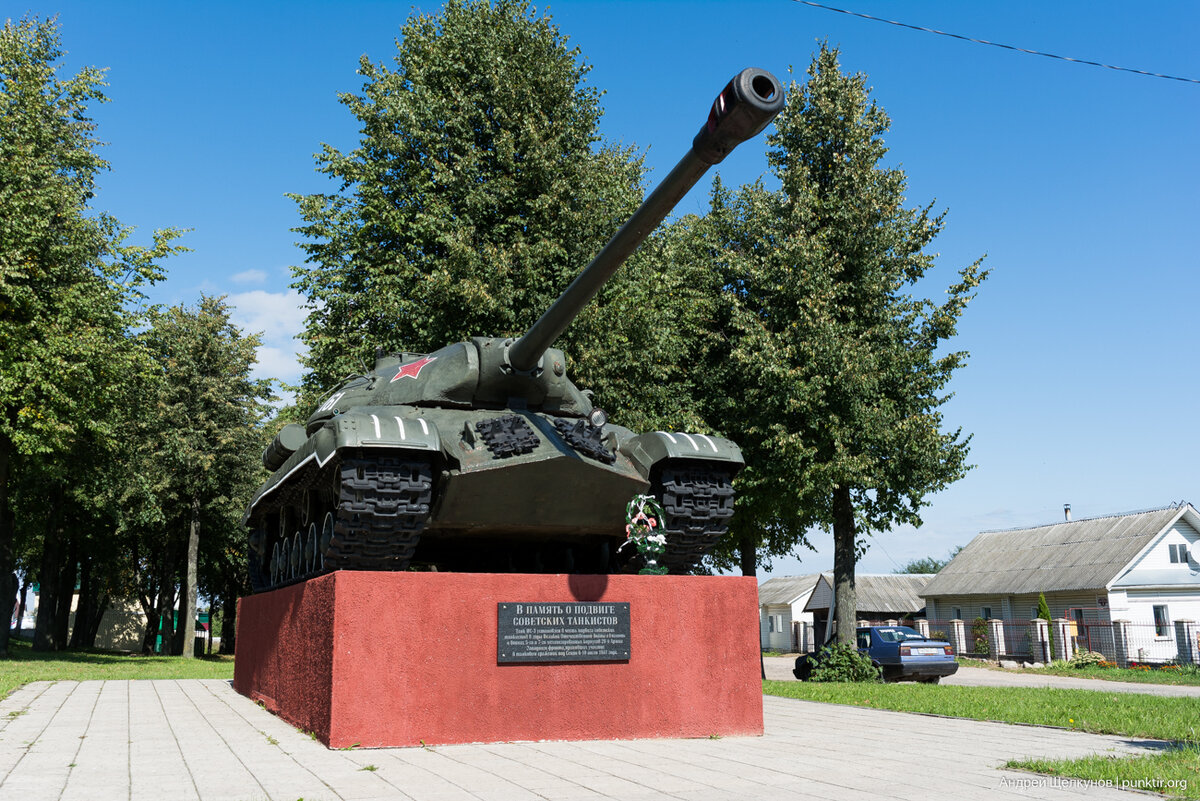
[619,430,745,479]
[242,410,441,523]
[330,408,441,453]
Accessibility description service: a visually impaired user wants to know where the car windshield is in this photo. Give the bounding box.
[873,627,927,643]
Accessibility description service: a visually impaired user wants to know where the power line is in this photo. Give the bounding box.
[791,0,1200,85]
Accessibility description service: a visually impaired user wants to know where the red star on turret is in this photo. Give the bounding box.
[390,356,438,382]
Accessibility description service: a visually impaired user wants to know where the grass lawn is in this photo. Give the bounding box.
[762,680,1200,744]
[1,637,234,700]
[1023,663,1200,687]
[1006,749,1200,799]
[958,657,1200,687]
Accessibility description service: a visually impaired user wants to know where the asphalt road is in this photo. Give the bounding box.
[763,656,1200,697]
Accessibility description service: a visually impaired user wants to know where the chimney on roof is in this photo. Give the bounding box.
[1064,503,1072,522]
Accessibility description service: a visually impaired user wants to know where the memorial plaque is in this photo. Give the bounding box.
[497,602,630,663]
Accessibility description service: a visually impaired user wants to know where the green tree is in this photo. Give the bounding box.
[1037,591,1054,660]
[895,545,963,574]
[138,297,273,657]
[0,16,182,656]
[287,0,723,437]
[290,0,643,407]
[703,45,986,645]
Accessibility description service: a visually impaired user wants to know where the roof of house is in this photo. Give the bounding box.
[921,505,1192,597]
[803,573,934,614]
[758,573,822,606]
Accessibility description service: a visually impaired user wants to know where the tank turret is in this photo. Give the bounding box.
[245,68,783,590]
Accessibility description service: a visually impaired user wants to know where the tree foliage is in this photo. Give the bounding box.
[135,297,273,656]
[0,15,183,655]
[699,45,986,643]
[288,0,719,433]
[895,545,963,574]
[291,0,641,403]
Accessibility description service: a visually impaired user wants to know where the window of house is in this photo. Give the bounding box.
[1031,607,1039,621]
[1169,543,1189,563]
[980,607,992,620]
[767,616,775,633]
[953,607,962,620]
[1153,605,1169,637]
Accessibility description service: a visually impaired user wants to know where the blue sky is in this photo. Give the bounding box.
[16,1,1200,577]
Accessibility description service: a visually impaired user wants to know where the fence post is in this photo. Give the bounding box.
[987,619,1007,659]
[1031,618,1050,664]
[1111,620,1131,668]
[915,619,930,638]
[885,619,898,626]
[1053,618,1073,661]
[949,619,967,656]
[1175,620,1198,665]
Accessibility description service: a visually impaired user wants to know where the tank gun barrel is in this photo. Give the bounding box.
[506,67,784,374]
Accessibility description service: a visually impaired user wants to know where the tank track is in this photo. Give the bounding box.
[251,451,433,590]
[325,453,434,570]
[655,463,736,573]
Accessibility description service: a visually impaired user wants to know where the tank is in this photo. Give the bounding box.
[245,67,784,590]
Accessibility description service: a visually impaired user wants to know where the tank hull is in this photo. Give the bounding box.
[245,405,743,589]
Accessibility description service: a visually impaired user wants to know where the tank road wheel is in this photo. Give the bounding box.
[248,525,270,592]
[290,532,302,579]
[325,452,434,571]
[653,463,736,574]
[319,513,333,572]
[306,522,318,576]
[270,541,281,585]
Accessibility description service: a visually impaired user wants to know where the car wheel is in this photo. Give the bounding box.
[920,676,940,684]
[793,655,814,681]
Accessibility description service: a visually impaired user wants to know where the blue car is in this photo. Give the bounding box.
[793,625,958,683]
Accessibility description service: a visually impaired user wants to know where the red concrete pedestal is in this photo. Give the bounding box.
[233,572,763,747]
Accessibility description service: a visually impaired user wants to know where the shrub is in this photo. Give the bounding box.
[809,643,882,683]
[972,617,989,656]
[1037,593,1054,658]
[1069,650,1107,668]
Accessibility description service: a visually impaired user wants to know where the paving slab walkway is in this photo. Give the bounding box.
[763,656,1200,696]
[0,678,1175,801]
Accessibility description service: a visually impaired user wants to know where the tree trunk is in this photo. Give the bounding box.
[0,431,14,657]
[139,572,160,655]
[52,532,77,649]
[178,497,200,659]
[156,580,175,655]
[33,487,67,651]
[832,485,857,647]
[68,555,93,648]
[219,586,237,655]
[14,577,28,639]
[738,533,757,577]
[83,594,110,648]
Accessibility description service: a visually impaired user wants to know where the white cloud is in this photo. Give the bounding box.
[226,289,309,389]
[230,269,268,285]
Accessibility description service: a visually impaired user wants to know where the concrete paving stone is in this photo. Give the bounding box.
[0,680,1186,800]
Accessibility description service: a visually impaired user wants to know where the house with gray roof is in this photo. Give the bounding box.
[804,573,934,645]
[758,573,822,651]
[921,504,1200,662]
[758,572,934,651]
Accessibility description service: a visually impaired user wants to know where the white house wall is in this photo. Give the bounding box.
[1115,589,1200,663]
[760,603,794,650]
[1122,518,1200,575]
